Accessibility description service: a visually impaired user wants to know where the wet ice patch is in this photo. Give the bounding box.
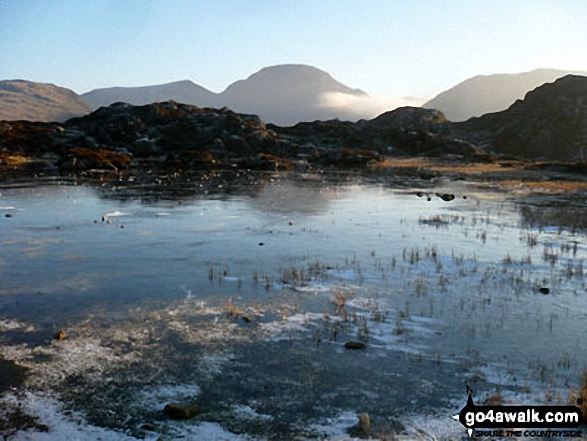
[468,363,518,387]
[103,211,128,217]
[402,408,464,441]
[292,283,331,292]
[140,384,201,411]
[173,422,257,440]
[260,312,323,341]
[308,411,364,440]
[232,404,273,422]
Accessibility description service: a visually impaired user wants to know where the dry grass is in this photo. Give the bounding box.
[499,180,587,192]
[0,151,29,165]
[569,371,587,423]
[374,158,525,174]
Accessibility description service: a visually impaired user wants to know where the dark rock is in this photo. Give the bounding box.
[242,316,253,323]
[344,341,366,350]
[239,152,292,171]
[5,213,12,218]
[366,107,449,134]
[311,148,381,168]
[163,402,200,419]
[140,423,156,431]
[539,287,550,294]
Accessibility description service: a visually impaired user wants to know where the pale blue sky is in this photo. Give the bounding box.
[1,0,586,98]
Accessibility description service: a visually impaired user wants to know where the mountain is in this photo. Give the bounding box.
[82,80,217,110]
[423,69,587,122]
[0,80,92,122]
[454,75,587,160]
[216,64,367,125]
[82,64,368,126]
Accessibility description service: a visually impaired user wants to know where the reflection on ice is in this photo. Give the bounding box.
[1,174,587,439]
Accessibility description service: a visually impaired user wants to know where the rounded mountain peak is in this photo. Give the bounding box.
[221,64,366,97]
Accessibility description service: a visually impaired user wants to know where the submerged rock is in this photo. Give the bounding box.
[344,341,366,350]
[163,402,200,419]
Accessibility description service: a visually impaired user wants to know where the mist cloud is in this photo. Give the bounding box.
[318,92,428,121]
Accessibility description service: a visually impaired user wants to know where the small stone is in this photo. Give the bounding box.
[358,412,371,432]
[5,213,12,218]
[539,287,550,294]
[345,341,366,350]
[163,402,200,419]
[53,330,67,340]
[140,423,156,431]
[288,220,294,225]
[242,316,253,323]
[259,242,264,246]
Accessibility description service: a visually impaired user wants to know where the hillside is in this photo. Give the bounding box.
[423,69,587,122]
[0,80,92,122]
[82,80,217,110]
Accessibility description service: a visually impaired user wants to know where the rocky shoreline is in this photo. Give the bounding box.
[0,101,492,177]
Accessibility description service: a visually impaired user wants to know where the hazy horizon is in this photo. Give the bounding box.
[2,0,587,100]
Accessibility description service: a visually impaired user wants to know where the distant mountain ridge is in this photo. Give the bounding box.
[82,80,217,110]
[0,80,92,122]
[82,64,367,126]
[423,68,587,122]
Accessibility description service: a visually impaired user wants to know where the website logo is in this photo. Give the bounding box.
[453,393,583,438]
